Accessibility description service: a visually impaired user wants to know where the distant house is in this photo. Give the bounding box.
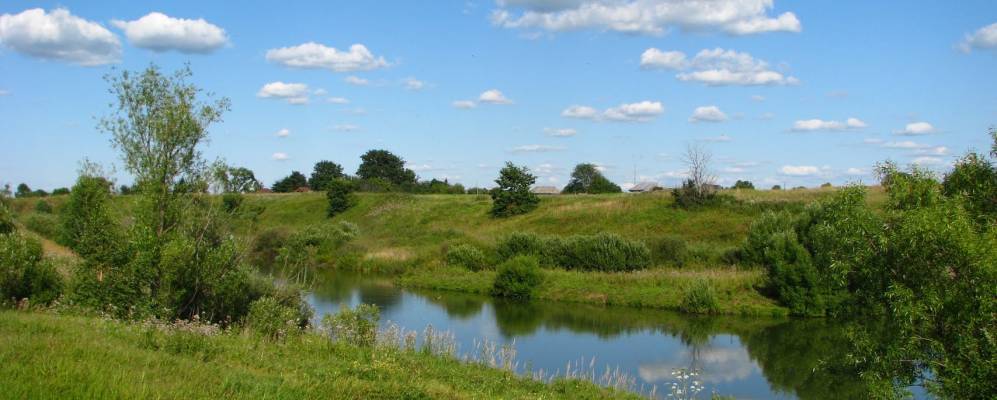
[531,186,560,195]
[629,182,662,193]
[294,186,312,193]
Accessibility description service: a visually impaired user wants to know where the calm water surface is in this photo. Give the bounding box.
[306,272,926,399]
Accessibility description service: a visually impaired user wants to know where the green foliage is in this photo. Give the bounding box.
[0,202,15,235]
[876,161,942,211]
[820,182,832,188]
[34,200,53,214]
[221,192,243,213]
[326,178,356,217]
[250,227,290,268]
[742,210,797,265]
[59,175,122,265]
[276,222,359,273]
[272,171,308,193]
[557,233,651,272]
[680,279,719,314]
[650,235,688,267]
[562,163,622,194]
[445,244,489,271]
[491,256,543,299]
[942,152,997,226]
[23,213,59,240]
[732,180,755,190]
[771,185,781,190]
[309,160,346,191]
[672,179,727,208]
[246,296,303,341]
[51,188,70,196]
[220,166,261,193]
[758,230,822,316]
[490,162,540,217]
[356,149,416,185]
[322,303,380,348]
[0,233,62,305]
[15,183,31,198]
[497,232,650,272]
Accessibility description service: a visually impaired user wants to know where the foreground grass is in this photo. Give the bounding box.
[0,310,638,399]
[400,265,785,316]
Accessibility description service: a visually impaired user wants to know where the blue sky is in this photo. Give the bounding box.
[1,1,996,191]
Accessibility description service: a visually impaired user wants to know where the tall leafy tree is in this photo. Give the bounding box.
[272,171,307,193]
[15,183,31,198]
[562,163,622,194]
[309,160,345,190]
[490,162,539,217]
[226,167,262,193]
[356,149,416,185]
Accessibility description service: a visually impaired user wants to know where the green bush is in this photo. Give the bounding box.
[250,227,290,267]
[742,210,797,265]
[558,233,650,272]
[942,152,997,226]
[651,235,688,267]
[0,233,63,305]
[23,213,60,240]
[446,244,489,271]
[246,296,302,341]
[59,175,122,265]
[322,303,380,348]
[490,162,539,217]
[34,200,53,214]
[680,279,719,314]
[761,230,823,316]
[326,178,356,217]
[877,162,942,211]
[491,256,543,299]
[221,193,243,213]
[496,232,650,272]
[0,203,13,235]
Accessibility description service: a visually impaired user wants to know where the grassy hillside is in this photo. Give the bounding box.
[0,310,636,399]
[13,187,884,315]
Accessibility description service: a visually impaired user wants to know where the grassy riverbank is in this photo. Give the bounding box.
[13,188,883,316]
[0,310,637,399]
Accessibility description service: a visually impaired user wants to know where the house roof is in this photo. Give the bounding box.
[629,182,662,192]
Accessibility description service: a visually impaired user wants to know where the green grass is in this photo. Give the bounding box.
[11,187,882,316]
[0,310,638,399]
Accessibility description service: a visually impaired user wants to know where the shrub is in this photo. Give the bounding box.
[490,162,539,217]
[762,230,824,316]
[24,213,60,240]
[491,256,543,299]
[942,152,997,226]
[0,233,63,305]
[877,162,942,211]
[651,235,688,267]
[742,210,797,265]
[221,192,243,213]
[496,232,553,264]
[322,303,380,348]
[326,178,356,217]
[680,279,719,314]
[250,227,290,268]
[446,244,489,271]
[59,175,122,265]
[0,203,13,235]
[34,200,53,214]
[246,296,302,341]
[558,233,651,272]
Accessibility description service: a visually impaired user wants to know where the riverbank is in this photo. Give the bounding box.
[0,309,638,399]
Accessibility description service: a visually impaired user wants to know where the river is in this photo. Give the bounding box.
[305,272,928,399]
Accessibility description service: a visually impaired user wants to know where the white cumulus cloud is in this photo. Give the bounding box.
[403,77,426,90]
[561,105,600,119]
[0,8,120,66]
[257,81,309,105]
[640,48,686,69]
[689,105,727,123]
[344,76,369,86]
[491,0,801,36]
[479,89,513,104]
[675,48,799,86]
[275,128,290,137]
[895,122,935,135]
[603,101,664,122]
[111,12,227,53]
[266,42,388,72]
[959,22,997,52]
[791,117,866,131]
[511,144,565,153]
[544,127,577,137]
[912,156,943,166]
[452,100,477,109]
[326,97,350,104]
[272,152,289,161]
[780,165,820,176]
